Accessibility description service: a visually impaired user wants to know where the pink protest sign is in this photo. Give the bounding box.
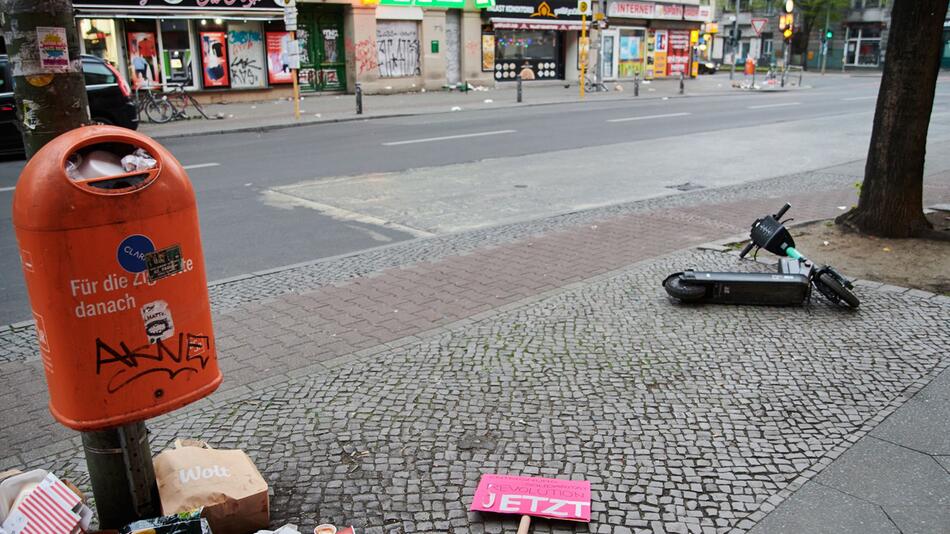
[469,474,592,522]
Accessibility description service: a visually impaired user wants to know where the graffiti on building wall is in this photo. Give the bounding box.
[350,39,380,75]
[376,21,420,78]
[227,24,265,88]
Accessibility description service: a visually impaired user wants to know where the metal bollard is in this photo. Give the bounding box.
[634,73,640,97]
[517,74,523,103]
[355,82,363,115]
[679,73,684,95]
[798,70,803,87]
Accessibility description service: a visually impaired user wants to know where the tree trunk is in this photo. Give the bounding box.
[0,0,89,158]
[836,0,949,238]
[799,19,814,70]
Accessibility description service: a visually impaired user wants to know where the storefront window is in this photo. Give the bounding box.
[126,20,161,89]
[618,29,645,79]
[227,22,266,89]
[376,21,421,78]
[161,20,194,87]
[81,19,119,67]
[493,30,560,80]
[846,26,881,66]
[496,30,558,62]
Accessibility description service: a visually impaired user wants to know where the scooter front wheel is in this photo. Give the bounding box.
[663,273,707,302]
[815,272,860,308]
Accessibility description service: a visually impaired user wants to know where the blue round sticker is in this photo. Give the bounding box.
[117,234,155,273]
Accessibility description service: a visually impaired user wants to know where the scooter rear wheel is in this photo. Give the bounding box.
[815,272,860,308]
[663,274,707,302]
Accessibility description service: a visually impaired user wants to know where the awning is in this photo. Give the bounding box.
[490,17,582,30]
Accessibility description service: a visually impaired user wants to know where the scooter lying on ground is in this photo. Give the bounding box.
[663,203,860,308]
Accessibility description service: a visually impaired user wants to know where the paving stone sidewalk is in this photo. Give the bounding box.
[1,168,948,533]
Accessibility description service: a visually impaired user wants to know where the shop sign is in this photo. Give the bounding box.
[683,5,711,22]
[74,0,285,8]
[375,0,495,7]
[607,1,653,19]
[487,0,583,21]
[492,21,579,30]
[653,3,682,20]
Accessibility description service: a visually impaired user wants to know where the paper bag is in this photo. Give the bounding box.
[153,440,269,534]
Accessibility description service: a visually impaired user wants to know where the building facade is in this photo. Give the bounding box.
[66,0,494,101]
[712,0,950,72]
[601,0,711,80]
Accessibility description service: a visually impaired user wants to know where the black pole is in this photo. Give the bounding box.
[517,74,523,103]
[634,73,639,97]
[81,422,161,529]
[355,82,363,115]
[679,73,684,95]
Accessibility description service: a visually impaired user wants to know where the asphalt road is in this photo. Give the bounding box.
[1,75,948,324]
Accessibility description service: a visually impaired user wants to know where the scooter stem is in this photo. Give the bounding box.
[785,247,804,260]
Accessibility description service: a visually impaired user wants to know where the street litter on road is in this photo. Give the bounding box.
[153,440,269,534]
[470,474,591,533]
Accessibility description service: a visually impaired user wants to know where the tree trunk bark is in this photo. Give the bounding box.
[0,0,89,158]
[836,0,949,238]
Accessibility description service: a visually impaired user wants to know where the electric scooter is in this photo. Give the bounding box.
[663,203,860,308]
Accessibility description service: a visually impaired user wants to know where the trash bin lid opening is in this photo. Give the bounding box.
[65,142,161,195]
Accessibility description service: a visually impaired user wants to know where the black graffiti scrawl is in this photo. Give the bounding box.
[376,22,420,78]
[96,332,212,393]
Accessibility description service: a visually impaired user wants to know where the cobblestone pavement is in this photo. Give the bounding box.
[0,167,896,365]
[2,166,949,458]
[12,250,950,534]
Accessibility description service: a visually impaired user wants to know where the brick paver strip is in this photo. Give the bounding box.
[0,184,917,459]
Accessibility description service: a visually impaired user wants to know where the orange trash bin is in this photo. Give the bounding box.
[745,57,755,76]
[12,125,221,431]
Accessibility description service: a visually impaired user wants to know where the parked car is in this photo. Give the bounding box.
[698,61,719,75]
[0,54,138,156]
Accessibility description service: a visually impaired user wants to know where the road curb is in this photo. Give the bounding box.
[144,87,791,141]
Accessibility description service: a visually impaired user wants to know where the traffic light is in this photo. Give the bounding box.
[779,13,794,39]
[825,29,833,40]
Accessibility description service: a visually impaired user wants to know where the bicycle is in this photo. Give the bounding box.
[663,203,860,308]
[163,82,212,120]
[134,86,174,124]
[583,70,609,93]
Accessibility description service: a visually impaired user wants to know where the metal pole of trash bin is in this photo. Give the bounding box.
[679,73,684,95]
[355,82,363,115]
[517,74,523,103]
[634,73,639,97]
[82,422,162,529]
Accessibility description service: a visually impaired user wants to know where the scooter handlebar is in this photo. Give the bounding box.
[739,241,755,259]
[775,203,791,220]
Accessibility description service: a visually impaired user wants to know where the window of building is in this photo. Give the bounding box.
[845,26,881,66]
[496,30,559,62]
[161,20,196,87]
[80,19,120,68]
[125,20,162,89]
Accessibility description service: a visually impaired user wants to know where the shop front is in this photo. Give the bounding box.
[486,0,583,81]
[72,0,349,100]
[605,1,708,80]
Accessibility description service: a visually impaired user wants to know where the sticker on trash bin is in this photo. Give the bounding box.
[145,244,183,282]
[118,234,155,273]
[141,300,174,344]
